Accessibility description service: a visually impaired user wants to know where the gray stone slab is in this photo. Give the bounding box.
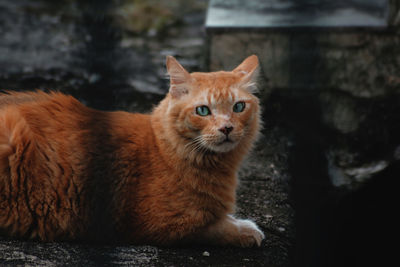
[206,0,389,28]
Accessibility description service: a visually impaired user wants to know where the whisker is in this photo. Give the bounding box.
[184,135,214,159]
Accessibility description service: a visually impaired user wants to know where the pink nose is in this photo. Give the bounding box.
[219,126,233,136]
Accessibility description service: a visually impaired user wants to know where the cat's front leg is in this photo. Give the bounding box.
[200,215,265,247]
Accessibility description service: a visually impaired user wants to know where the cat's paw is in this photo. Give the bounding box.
[235,219,265,248]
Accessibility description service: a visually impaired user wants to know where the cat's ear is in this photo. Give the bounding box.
[233,55,259,92]
[166,56,192,99]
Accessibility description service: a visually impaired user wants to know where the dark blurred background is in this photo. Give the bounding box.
[1,0,400,266]
[0,0,207,111]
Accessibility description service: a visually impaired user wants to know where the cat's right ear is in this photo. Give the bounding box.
[232,55,259,93]
[166,56,192,99]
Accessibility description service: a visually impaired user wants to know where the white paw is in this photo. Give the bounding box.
[234,218,265,247]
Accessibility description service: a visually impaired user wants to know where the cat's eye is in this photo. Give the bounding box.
[196,105,211,116]
[233,102,246,113]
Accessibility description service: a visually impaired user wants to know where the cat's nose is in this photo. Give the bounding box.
[219,126,233,136]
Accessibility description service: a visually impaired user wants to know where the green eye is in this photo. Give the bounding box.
[233,101,246,113]
[196,105,211,116]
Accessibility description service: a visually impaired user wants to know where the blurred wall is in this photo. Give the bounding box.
[208,1,400,99]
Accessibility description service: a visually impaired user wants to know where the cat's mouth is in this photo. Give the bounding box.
[209,137,238,153]
[198,135,239,153]
[203,138,237,153]
[217,138,233,145]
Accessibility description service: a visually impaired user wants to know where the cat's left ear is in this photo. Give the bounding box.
[233,55,259,92]
[166,56,192,99]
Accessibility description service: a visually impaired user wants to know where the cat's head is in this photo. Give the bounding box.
[164,55,260,154]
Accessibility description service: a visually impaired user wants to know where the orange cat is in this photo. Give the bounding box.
[0,55,264,247]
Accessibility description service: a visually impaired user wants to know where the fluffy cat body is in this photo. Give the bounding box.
[0,56,264,247]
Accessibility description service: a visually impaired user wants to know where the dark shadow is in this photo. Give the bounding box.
[260,2,400,266]
[74,0,124,110]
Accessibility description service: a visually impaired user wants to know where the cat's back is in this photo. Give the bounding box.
[0,90,52,107]
[0,90,88,119]
[0,91,95,140]
[0,90,151,161]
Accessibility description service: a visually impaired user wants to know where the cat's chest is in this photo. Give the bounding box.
[178,168,236,203]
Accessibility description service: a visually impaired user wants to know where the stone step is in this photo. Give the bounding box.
[206,0,389,29]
